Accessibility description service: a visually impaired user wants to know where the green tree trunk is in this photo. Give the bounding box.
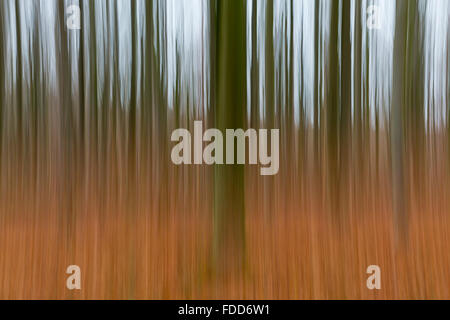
[339,0,352,220]
[392,0,408,244]
[15,0,23,165]
[78,0,86,179]
[143,0,153,181]
[214,0,246,277]
[327,0,339,220]
[264,0,275,218]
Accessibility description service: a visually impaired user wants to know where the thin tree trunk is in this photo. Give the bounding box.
[354,0,363,209]
[79,0,86,181]
[327,0,339,220]
[392,0,408,245]
[88,0,99,191]
[250,0,258,129]
[339,0,352,221]
[313,0,321,206]
[15,0,23,165]
[0,2,4,167]
[264,0,275,218]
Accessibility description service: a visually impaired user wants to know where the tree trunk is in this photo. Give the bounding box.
[250,0,258,129]
[15,0,23,165]
[264,0,275,218]
[0,2,4,165]
[327,0,339,220]
[392,0,408,244]
[214,0,246,277]
[339,0,352,221]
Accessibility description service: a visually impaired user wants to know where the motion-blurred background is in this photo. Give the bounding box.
[0,0,449,299]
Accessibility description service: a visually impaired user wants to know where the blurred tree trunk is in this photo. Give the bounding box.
[264,0,275,218]
[129,0,138,188]
[288,0,294,159]
[57,0,76,258]
[0,2,4,165]
[392,0,408,244]
[363,13,370,196]
[31,1,41,196]
[249,0,260,217]
[126,0,139,297]
[57,1,74,192]
[339,0,352,220]
[327,0,339,220]
[153,0,169,220]
[15,0,23,165]
[143,0,153,186]
[288,0,294,134]
[214,0,246,277]
[313,0,321,204]
[88,0,99,190]
[111,0,120,205]
[354,0,363,206]
[406,1,425,211]
[250,0,258,129]
[79,0,86,179]
[160,1,169,220]
[265,0,274,129]
[209,0,217,128]
[100,1,112,203]
[288,0,296,212]
[448,24,450,166]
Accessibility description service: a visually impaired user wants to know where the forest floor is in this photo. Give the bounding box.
[1,202,449,299]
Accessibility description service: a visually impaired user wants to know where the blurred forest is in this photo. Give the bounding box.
[0,0,449,299]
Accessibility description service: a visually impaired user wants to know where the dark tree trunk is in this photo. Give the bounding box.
[214,0,246,277]
[392,0,408,244]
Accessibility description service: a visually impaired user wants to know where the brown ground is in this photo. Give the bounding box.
[0,130,449,299]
